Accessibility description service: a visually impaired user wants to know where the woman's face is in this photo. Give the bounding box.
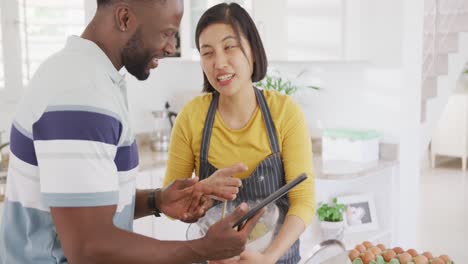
[198,23,254,97]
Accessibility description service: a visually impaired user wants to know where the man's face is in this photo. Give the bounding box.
[122,0,183,80]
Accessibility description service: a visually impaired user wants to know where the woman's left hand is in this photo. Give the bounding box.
[238,251,275,264]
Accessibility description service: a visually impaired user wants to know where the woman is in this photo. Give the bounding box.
[163,3,315,264]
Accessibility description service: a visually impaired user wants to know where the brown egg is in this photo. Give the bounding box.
[407,249,418,257]
[413,255,429,264]
[439,255,451,261]
[362,251,376,264]
[363,241,374,249]
[422,252,433,259]
[431,258,444,264]
[398,252,412,264]
[355,244,366,253]
[383,250,397,261]
[369,246,382,256]
[393,247,405,254]
[348,249,360,260]
[376,243,386,251]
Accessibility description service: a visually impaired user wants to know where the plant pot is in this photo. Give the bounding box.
[319,220,345,241]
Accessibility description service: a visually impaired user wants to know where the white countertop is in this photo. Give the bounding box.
[314,156,397,180]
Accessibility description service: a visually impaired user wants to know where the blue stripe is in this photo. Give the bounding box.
[32,110,122,145]
[9,124,38,166]
[42,191,119,207]
[0,198,135,264]
[0,200,65,263]
[114,141,139,171]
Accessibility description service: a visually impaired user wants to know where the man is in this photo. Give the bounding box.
[0,0,262,263]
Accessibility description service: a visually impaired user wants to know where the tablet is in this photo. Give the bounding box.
[232,173,308,229]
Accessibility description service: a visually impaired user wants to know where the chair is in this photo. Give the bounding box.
[431,93,468,170]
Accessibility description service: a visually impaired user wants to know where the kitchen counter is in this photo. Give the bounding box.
[314,156,398,180]
[136,143,399,180]
[137,143,168,171]
[137,134,399,177]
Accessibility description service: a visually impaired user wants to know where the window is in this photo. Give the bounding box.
[0,11,5,90]
[17,0,85,83]
[188,0,252,59]
[287,0,344,60]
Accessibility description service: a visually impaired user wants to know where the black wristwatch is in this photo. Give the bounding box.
[148,189,162,217]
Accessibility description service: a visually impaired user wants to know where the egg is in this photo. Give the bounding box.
[355,244,367,253]
[398,252,412,264]
[369,246,382,256]
[413,255,429,264]
[439,255,451,261]
[376,243,386,251]
[430,258,444,264]
[383,250,397,261]
[393,247,404,254]
[407,248,418,257]
[363,241,374,249]
[348,249,360,260]
[361,251,376,264]
[421,251,433,259]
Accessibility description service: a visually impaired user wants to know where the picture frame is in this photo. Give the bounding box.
[336,193,378,233]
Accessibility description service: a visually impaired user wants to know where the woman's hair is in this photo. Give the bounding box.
[195,3,268,93]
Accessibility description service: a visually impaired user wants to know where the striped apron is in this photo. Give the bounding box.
[199,87,300,264]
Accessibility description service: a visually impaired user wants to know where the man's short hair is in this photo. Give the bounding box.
[97,0,113,6]
[97,0,167,7]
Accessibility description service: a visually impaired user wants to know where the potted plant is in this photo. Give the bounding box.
[255,70,320,95]
[317,198,346,240]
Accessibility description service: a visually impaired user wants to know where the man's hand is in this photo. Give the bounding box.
[159,163,246,222]
[194,203,266,261]
[157,177,202,221]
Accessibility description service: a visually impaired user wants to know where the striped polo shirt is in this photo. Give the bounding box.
[0,36,139,263]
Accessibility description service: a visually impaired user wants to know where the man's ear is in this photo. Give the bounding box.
[114,3,137,33]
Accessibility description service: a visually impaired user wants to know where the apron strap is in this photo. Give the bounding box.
[199,92,219,178]
[199,88,281,178]
[254,87,281,154]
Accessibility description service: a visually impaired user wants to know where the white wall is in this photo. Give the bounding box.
[125,59,403,144]
[359,0,404,67]
[125,59,204,133]
[397,0,424,248]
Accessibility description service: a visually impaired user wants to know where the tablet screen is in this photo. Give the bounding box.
[232,173,308,229]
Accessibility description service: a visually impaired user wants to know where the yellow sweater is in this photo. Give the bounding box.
[163,90,315,225]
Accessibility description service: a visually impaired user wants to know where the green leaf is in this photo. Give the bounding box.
[317,198,346,221]
[256,72,320,95]
[306,85,321,90]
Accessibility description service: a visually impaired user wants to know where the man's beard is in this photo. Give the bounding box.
[122,28,152,80]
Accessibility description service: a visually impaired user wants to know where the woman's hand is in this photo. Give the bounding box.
[238,251,275,264]
[208,256,239,264]
[159,163,246,222]
[198,163,246,201]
